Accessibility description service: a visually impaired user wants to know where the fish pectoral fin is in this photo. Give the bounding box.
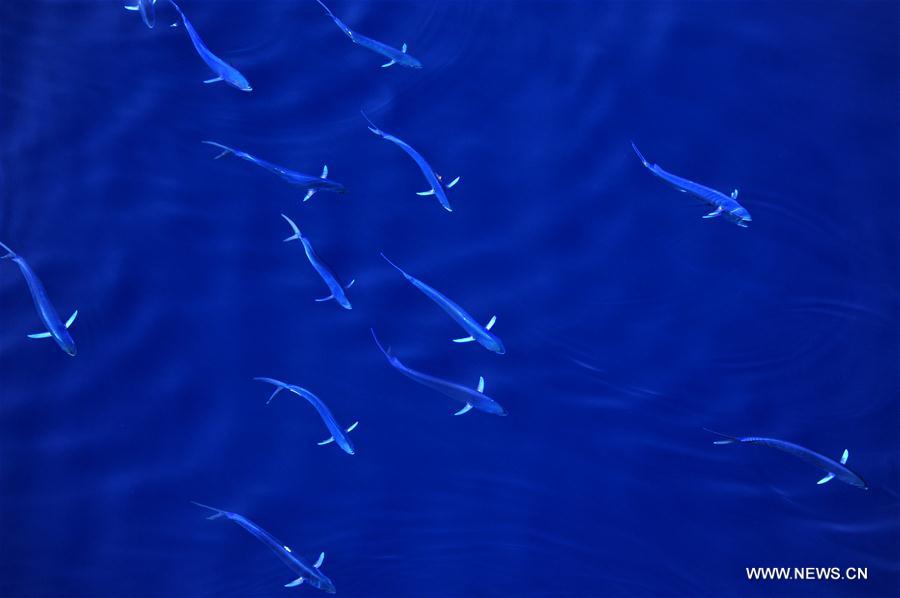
[27,331,53,339]
[315,293,335,302]
[731,188,739,199]
[452,336,475,343]
[477,376,485,393]
[345,421,359,433]
[817,473,835,485]
[344,279,355,290]
[841,449,849,464]
[402,43,408,53]
[65,309,78,329]
[303,189,316,202]
[446,176,461,189]
[284,577,305,588]
[203,76,224,84]
[314,552,325,568]
[317,436,335,446]
[416,189,436,196]
[703,207,724,219]
[381,60,396,68]
[485,315,497,330]
[454,403,474,416]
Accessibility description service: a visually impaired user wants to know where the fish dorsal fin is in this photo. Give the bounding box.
[345,421,359,433]
[817,473,835,485]
[477,376,485,393]
[65,309,78,329]
[840,449,849,464]
[402,43,407,53]
[731,188,739,199]
[314,552,325,568]
[283,545,292,553]
[485,315,496,330]
[320,164,328,179]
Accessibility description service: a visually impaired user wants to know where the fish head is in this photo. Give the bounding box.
[305,573,336,594]
[226,72,253,92]
[339,436,356,456]
[59,332,77,357]
[486,336,506,355]
[405,56,423,69]
[728,206,752,228]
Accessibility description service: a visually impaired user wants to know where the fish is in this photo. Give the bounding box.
[124,0,157,28]
[280,214,354,309]
[314,0,422,69]
[167,0,252,91]
[362,111,459,212]
[371,329,506,416]
[202,141,346,201]
[380,253,504,354]
[631,142,752,228]
[190,501,336,592]
[254,377,358,455]
[706,429,867,489]
[0,241,77,356]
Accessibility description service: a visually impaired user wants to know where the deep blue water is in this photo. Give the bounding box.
[1,1,898,596]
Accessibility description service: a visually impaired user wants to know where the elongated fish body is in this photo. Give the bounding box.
[315,0,422,68]
[380,254,504,354]
[631,143,752,228]
[254,377,357,455]
[202,142,346,199]
[168,0,252,91]
[0,242,77,356]
[371,329,506,416]
[124,0,157,28]
[707,430,868,489]
[362,113,458,212]
[191,502,336,592]
[280,215,353,309]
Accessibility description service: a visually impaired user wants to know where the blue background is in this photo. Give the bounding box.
[1,1,898,596]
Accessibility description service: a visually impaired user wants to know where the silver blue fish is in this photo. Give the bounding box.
[124,0,157,28]
[1,241,77,356]
[168,0,252,91]
[280,214,354,309]
[371,329,506,416]
[362,112,459,212]
[202,141,346,201]
[631,142,752,228]
[380,254,504,354]
[315,0,422,69]
[191,502,336,592]
[254,377,358,455]
[706,429,867,489]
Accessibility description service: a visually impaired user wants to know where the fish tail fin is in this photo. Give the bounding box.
[360,110,383,136]
[280,214,302,242]
[630,141,650,168]
[253,377,288,404]
[0,241,16,259]
[314,0,335,18]
[370,328,392,358]
[703,427,741,445]
[201,140,236,160]
[190,501,227,520]
[167,0,184,18]
[379,252,407,277]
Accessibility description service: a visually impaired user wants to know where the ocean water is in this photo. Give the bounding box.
[1,1,898,596]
